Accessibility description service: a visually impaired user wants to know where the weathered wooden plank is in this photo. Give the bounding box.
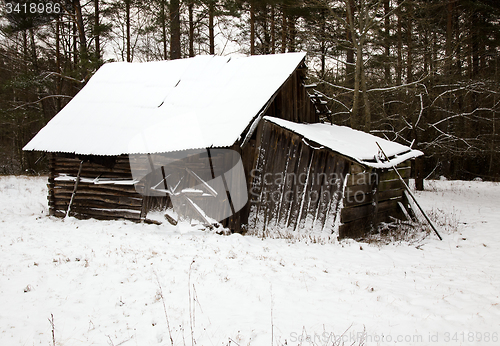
[53,164,132,174]
[347,172,376,186]
[341,197,402,223]
[344,188,404,209]
[248,122,271,229]
[268,131,290,228]
[324,154,348,232]
[69,208,141,221]
[54,209,140,221]
[377,188,404,202]
[378,166,411,181]
[345,183,374,199]
[304,149,326,230]
[53,193,143,207]
[276,136,300,228]
[350,163,366,174]
[292,144,313,231]
[265,126,287,229]
[347,167,409,187]
[54,181,138,193]
[53,186,141,198]
[55,198,142,211]
[261,126,278,231]
[378,179,403,191]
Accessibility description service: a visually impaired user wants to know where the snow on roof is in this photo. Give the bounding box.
[264,116,423,169]
[23,53,306,156]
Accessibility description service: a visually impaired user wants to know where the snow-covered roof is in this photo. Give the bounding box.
[24,53,307,155]
[264,116,423,169]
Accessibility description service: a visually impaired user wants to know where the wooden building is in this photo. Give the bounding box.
[247,117,420,239]
[24,53,422,238]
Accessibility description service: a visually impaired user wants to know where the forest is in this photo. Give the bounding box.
[0,0,499,181]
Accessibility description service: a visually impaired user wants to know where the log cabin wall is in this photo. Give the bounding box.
[48,153,144,222]
[339,162,411,238]
[265,67,319,124]
[246,120,349,235]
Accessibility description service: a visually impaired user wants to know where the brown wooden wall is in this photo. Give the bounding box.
[339,162,411,239]
[246,120,349,234]
[48,154,144,222]
[265,67,318,124]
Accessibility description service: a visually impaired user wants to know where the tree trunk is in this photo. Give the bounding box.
[72,21,78,67]
[472,11,479,77]
[445,0,453,74]
[270,4,275,54]
[351,44,363,130]
[161,0,168,60]
[126,0,131,62]
[56,19,62,112]
[288,14,296,52]
[406,3,412,84]
[281,6,287,53]
[384,0,390,84]
[95,0,100,62]
[415,157,424,191]
[209,1,215,55]
[250,1,255,55]
[188,1,194,57]
[73,0,88,77]
[319,8,326,78]
[396,0,402,85]
[262,4,270,54]
[170,0,181,59]
[345,0,355,89]
[361,64,371,131]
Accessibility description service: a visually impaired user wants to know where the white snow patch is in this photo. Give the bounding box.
[264,116,423,169]
[1,176,499,346]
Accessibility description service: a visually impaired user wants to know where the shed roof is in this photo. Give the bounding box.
[23,53,306,156]
[264,116,423,169]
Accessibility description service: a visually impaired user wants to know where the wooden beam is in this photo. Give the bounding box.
[65,160,83,218]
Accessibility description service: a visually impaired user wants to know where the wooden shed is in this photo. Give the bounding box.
[24,52,421,238]
[247,117,422,238]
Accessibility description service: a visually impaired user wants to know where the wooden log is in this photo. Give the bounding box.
[69,208,141,221]
[53,187,141,199]
[54,193,142,207]
[54,181,138,193]
[55,199,142,211]
[53,164,132,174]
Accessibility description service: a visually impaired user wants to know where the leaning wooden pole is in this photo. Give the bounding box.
[375,142,442,240]
[65,160,84,218]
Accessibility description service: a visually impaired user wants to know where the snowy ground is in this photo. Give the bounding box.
[0,176,499,346]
